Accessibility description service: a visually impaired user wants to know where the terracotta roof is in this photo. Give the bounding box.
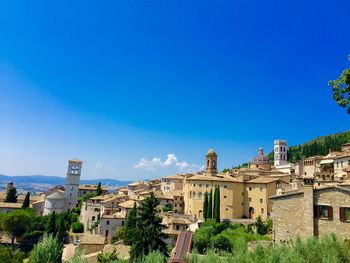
[186,174,243,183]
[118,200,137,209]
[46,191,65,200]
[162,174,185,180]
[246,177,281,184]
[270,186,350,200]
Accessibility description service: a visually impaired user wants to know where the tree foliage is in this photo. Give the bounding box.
[22,192,30,209]
[255,216,268,236]
[129,192,168,261]
[329,55,350,114]
[1,209,33,247]
[71,222,84,233]
[203,192,208,221]
[213,186,220,223]
[207,189,213,220]
[0,246,25,263]
[46,211,57,236]
[28,234,62,263]
[96,182,103,196]
[97,249,119,263]
[124,202,137,245]
[5,188,17,203]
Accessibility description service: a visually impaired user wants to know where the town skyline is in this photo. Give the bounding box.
[1,1,350,180]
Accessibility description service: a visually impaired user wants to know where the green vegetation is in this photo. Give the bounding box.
[71,222,84,233]
[22,192,30,209]
[128,192,168,261]
[193,220,269,255]
[207,189,213,220]
[96,182,103,196]
[203,192,208,221]
[97,249,119,263]
[5,187,17,203]
[0,246,25,263]
[329,55,350,114]
[28,234,62,263]
[162,203,173,212]
[213,186,220,223]
[124,202,137,245]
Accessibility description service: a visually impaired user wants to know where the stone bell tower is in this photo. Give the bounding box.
[64,159,83,211]
[274,139,288,167]
[206,149,217,177]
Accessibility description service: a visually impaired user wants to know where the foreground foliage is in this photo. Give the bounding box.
[28,234,62,263]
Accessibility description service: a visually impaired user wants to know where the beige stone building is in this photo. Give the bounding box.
[270,178,350,242]
[78,184,108,197]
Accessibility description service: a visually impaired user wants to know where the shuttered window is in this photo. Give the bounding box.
[315,205,333,220]
[340,207,350,222]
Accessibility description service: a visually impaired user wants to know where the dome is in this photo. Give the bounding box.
[207,148,217,156]
[252,147,269,163]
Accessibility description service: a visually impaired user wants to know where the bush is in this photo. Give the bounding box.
[0,246,25,263]
[71,222,84,233]
[28,234,62,263]
[211,235,232,253]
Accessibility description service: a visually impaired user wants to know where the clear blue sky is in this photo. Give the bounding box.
[0,0,349,180]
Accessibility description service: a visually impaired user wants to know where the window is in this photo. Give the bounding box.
[260,188,263,192]
[105,230,109,237]
[175,204,177,207]
[341,161,344,168]
[199,184,202,187]
[122,221,125,226]
[261,208,264,214]
[193,184,196,187]
[337,162,339,168]
[224,195,227,199]
[206,184,209,188]
[226,208,228,211]
[92,216,96,221]
[315,205,333,220]
[249,187,252,191]
[190,191,192,198]
[224,185,227,189]
[176,225,180,230]
[180,204,182,207]
[249,198,252,202]
[107,220,110,225]
[260,199,263,203]
[340,207,350,222]
[198,192,202,198]
[193,192,196,198]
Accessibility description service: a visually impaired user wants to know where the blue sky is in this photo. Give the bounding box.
[0,0,349,180]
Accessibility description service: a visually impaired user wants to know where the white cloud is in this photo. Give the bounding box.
[134,153,203,173]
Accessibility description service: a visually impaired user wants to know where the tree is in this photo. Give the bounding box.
[0,246,25,263]
[46,211,57,236]
[207,189,213,219]
[96,182,103,196]
[329,55,350,114]
[130,192,168,261]
[256,216,268,235]
[71,222,84,233]
[28,234,62,263]
[125,202,137,245]
[56,216,66,244]
[211,234,232,253]
[203,192,208,221]
[1,209,33,248]
[213,186,220,223]
[97,249,118,263]
[21,192,30,209]
[5,188,17,203]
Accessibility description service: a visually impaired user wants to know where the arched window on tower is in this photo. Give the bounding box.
[207,160,210,167]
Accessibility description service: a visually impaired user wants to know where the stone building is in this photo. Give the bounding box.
[270,178,350,242]
[43,190,65,215]
[64,159,83,211]
[78,184,108,197]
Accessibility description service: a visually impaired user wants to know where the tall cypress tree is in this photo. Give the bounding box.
[5,187,17,203]
[125,202,137,245]
[96,182,102,196]
[207,189,213,219]
[203,192,208,221]
[214,186,221,223]
[56,216,66,244]
[46,211,57,236]
[22,192,30,209]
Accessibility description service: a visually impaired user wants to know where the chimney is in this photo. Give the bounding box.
[303,177,315,237]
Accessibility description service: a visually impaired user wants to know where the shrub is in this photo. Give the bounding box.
[28,234,62,263]
[211,235,232,253]
[71,222,84,233]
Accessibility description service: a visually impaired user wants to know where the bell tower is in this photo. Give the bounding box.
[206,149,217,177]
[274,139,288,167]
[64,159,82,211]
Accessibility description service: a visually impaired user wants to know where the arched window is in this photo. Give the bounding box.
[193,192,196,198]
[198,192,202,198]
[207,160,210,167]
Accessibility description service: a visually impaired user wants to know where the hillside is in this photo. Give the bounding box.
[266,130,350,163]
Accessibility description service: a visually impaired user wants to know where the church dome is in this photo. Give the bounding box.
[207,148,217,156]
[252,147,269,163]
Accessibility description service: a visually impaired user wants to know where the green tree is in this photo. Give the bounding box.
[46,211,57,236]
[96,182,103,196]
[125,202,137,245]
[329,55,350,114]
[28,234,62,263]
[203,192,208,221]
[207,189,213,219]
[5,188,17,203]
[56,216,66,244]
[21,192,30,209]
[97,249,118,263]
[130,192,168,261]
[211,234,232,253]
[0,246,25,263]
[1,209,33,248]
[255,216,268,235]
[213,186,220,223]
[71,222,84,233]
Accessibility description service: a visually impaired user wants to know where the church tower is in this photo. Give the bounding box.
[274,140,288,167]
[206,149,217,177]
[64,159,82,211]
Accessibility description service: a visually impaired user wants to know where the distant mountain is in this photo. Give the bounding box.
[0,174,133,193]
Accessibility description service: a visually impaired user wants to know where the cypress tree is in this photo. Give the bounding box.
[96,182,102,196]
[46,211,57,236]
[5,187,17,203]
[22,192,30,209]
[56,216,66,245]
[125,202,137,245]
[203,192,208,221]
[214,186,221,223]
[207,189,213,219]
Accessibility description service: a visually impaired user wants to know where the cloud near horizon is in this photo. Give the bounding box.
[134,153,204,173]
